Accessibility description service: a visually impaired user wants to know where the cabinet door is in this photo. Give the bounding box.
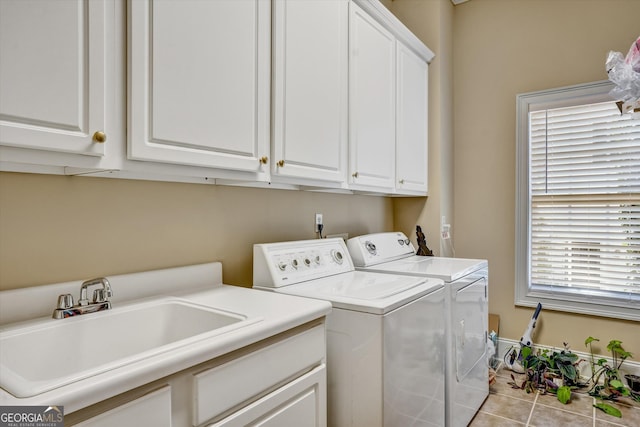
[128,0,270,172]
[348,2,396,190]
[0,0,110,156]
[272,0,348,184]
[74,386,171,427]
[396,42,429,194]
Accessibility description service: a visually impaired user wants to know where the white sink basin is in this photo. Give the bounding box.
[0,298,256,398]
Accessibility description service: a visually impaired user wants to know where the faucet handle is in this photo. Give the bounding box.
[93,288,107,303]
[57,294,74,309]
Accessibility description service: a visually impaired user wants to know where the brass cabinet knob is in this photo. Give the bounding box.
[352,172,359,178]
[399,179,405,184]
[92,131,107,143]
[277,160,285,167]
[259,156,268,164]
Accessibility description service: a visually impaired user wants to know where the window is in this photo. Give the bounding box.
[515,81,640,320]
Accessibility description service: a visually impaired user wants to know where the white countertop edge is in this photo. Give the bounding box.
[0,284,332,413]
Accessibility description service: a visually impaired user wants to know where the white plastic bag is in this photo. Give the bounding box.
[606,36,640,113]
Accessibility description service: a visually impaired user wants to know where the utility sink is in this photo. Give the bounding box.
[0,298,257,398]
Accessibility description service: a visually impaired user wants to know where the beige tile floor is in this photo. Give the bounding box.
[469,367,640,426]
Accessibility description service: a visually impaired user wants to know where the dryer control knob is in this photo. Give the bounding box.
[365,241,377,255]
[331,250,344,264]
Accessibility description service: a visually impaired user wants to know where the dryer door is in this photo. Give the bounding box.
[450,275,488,427]
[453,276,488,383]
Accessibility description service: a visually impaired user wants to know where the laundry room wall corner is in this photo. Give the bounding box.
[388,0,455,256]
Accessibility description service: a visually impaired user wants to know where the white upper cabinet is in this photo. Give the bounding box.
[349,0,433,195]
[348,1,396,191]
[128,0,270,172]
[0,0,111,157]
[396,42,429,194]
[271,0,348,185]
[1,0,433,195]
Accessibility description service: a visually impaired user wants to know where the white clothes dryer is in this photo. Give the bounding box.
[253,238,446,427]
[347,232,489,427]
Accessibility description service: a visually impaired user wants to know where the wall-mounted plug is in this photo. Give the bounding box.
[440,216,451,240]
[315,213,323,233]
[441,223,451,240]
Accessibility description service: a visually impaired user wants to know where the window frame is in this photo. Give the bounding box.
[515,80,640,321]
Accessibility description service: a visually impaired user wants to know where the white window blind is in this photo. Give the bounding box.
[515,81,640,320]
[529,101,640,295]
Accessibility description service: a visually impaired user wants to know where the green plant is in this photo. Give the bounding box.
[507,343,584,404]
[507,338,639,419]
[584,337,639,418]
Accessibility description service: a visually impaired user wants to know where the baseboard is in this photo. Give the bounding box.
[495,338,640,380]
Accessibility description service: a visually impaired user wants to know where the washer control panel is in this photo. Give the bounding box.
[253,238,354,287]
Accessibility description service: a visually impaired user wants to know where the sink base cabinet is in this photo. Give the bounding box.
[65,322,326,427]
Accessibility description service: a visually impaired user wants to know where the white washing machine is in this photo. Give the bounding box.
[347,232,488,427]
[253,238,446,427]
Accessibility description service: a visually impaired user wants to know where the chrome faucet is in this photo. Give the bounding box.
[52,277,113,319]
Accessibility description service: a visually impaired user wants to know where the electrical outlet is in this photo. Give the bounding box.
[315,213,323,233]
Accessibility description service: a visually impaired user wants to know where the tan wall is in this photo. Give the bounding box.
[453,0,640,355]
[389,0,455,257]
[0,172,393,289]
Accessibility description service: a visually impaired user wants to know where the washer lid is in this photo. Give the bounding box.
[359,256,487,283]
[264,271,444,315]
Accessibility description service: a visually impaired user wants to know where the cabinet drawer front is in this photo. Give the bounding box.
[73,386,171,427]
[208,365,326,427]
[193,324,325,425]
